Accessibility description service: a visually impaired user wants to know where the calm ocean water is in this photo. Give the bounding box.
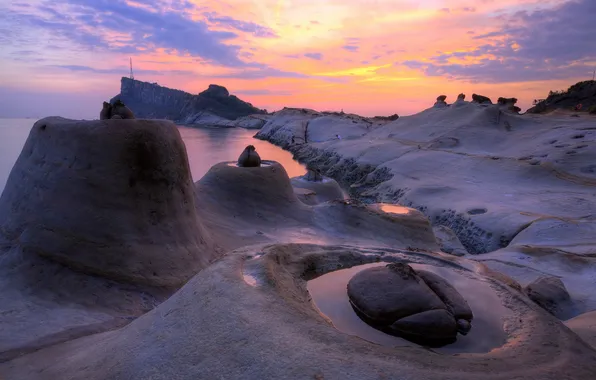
[0,119,306,194]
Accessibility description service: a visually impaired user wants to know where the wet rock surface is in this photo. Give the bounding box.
[347,263,473,346]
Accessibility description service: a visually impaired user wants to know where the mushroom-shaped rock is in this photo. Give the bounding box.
[0,117,217,287]
[457,93,466,100]
[237,145,262,167]
[434,95,448,108]
[524,276,574,319]
[347,263,469,345]
[472,94,493,104]
[111,99,135,119]
[497,97,518,106]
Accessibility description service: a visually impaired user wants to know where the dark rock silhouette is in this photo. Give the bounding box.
[472,94,492,104]
[111,78,265,121]
[528,80,596,114]
[111,100,135,119]
[237,145,262,167]
[100,102,112,120]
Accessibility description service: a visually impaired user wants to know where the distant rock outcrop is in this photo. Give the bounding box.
[434,95,448,108]
[110,77,265,122]
[527,80,596,114]
[472,94,492,104]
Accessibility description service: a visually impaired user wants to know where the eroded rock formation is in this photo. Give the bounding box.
[347,263,473,345]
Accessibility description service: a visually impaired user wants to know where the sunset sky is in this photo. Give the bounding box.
[1,0,594,118]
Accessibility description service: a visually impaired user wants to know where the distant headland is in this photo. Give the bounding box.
[110,77,266,122]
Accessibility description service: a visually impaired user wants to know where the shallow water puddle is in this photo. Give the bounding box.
[307,262,509,354]
[377,204,415,215]
[226,160,275,168]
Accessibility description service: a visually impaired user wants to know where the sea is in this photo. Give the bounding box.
[0,118,306,194]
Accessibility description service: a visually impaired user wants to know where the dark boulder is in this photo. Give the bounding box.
[347,263,473,346]
[472,94,492,104]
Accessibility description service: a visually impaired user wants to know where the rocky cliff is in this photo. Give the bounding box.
[110,78,265,121]
[527,80,596,113]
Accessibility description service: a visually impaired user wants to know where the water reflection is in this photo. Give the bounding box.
[178,126,306,182]
[378,204,414,215]
[307,262,509,354]
[0,121,307,194]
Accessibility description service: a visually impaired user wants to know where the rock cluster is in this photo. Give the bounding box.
[472,94,492,104]
[347,263,473,346]
[100,100,135,120]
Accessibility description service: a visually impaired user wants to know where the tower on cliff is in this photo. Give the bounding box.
[129,57,135,80]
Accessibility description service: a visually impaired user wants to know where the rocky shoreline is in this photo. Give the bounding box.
[1,112,595,379]
[254,100,596,313]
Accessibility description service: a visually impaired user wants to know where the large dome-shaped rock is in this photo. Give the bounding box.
[347,263,470,345]
[0,117,218,287]
[524,276,574,319]
[196,161,306,218]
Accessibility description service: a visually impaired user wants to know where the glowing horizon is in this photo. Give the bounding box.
[1,0,594,118]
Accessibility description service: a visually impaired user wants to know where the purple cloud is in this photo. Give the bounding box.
[203,12,278,38]
[403,0,596,83]
[304,52,323,60]
[2,0,280,68]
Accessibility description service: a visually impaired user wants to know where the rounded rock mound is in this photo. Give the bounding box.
[347,263,473,346]
[0,117,218,287]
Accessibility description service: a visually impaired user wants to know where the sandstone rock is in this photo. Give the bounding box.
[291,172,346,206]
[111,100,135,119]
[417,270,473,321]
[3,244,596,379]
[524,276,574,319]
[347,263,446,324]
[437,95,447,102]
[346,263,472,345]
[565,310,596,349]
[433,225,468,256]
[472,94,492,104]
[457,93,466,100]
[237,145,262,167]
[389,309,458,343]
[0,117,218,287]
